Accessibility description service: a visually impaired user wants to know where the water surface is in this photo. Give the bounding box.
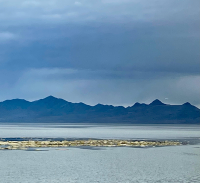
[0,124,199,183]
[0,123,199,139]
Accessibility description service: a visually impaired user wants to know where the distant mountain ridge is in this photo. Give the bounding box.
[0,96,199,124]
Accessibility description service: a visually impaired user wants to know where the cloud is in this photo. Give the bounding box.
[74,2,82,6]
[0,32,17,41]
[0,0,199,25]
[0,68,199,108]
[4,24,199,75]
[0,0,199,108]
[22,0,41,6]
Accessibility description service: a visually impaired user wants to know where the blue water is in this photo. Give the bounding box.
[0,124,200,183]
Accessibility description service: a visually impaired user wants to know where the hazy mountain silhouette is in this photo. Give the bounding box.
[149,99,166,106]
[0,96,199,124]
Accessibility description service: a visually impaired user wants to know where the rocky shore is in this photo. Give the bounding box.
[0,139,181,150]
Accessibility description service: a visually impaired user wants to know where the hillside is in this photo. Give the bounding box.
[0,96,199,124]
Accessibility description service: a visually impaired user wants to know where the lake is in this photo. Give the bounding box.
[0,124,200,183]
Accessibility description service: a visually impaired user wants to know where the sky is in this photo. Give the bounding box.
[0,0,200,107]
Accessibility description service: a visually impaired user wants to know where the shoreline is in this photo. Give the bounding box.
[0,139,181,150]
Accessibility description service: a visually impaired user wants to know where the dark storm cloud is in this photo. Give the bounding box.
[0,0,200,107]
[1,23,199,73]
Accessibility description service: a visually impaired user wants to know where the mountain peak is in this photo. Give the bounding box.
[2,98,30,104]
[1,98,30,109]
[149,99,166,106]
[44,95,57,100]
[182,102,192,106]
[133,102,141,107]
[0,96,199,124]
[40,96,61,102]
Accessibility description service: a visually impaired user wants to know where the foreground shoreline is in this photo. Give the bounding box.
[0,139,181,150]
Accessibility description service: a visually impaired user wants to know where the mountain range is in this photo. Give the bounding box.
[0,96,199,124]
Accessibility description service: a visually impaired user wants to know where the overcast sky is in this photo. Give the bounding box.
[0,0,200,107]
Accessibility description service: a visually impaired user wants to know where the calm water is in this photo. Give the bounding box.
[0,124,200,183]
